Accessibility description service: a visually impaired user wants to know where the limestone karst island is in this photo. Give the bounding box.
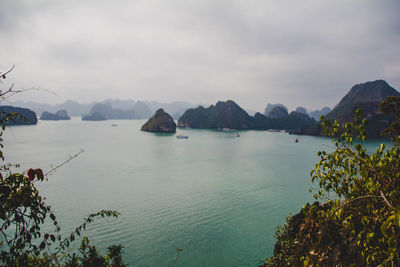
[1,1,400,266]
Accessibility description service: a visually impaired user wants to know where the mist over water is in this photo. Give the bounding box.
[2,118,383,266]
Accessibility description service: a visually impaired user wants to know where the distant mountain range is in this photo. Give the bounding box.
[82,102,149,121]
[8,99,94,117]
[8,99,196,120]
[309,107,331,120]
[178,79,399,137]
[178,100,316,130]
[264,103,288,116]
[4,79,399,137]
[263,103,331,121]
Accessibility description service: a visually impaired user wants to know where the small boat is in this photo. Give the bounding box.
[267,129,280,132]
[176,134,189,139]
[111,124,118,127]
[235,133,240,137]
[295,137,299,143]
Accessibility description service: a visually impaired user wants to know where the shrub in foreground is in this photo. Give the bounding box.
[263,97,400,266]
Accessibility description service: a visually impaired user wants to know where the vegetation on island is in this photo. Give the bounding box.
[0,105,37,125]
[262,96,400,266]
[295,80,400,138]
[40,110,71,120]
[264,103,288,117]
[266,106,288,119]
[177,100,316,131]
[141,108,176,133]
[0,67,126,266]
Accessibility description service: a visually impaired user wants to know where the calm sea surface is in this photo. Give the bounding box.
[2,118,384,266]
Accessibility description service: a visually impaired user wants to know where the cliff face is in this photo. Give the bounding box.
[0,106,38,125]
[40,110,71,120]
[290,80,400,138]
[178,100,252,129]
[141,109,176,133]
[267,106,289,119]
[252,111,315,130]
[295,107,308,116]
[264,103,288,116]
[326,80,400,122]
[178,100,316,130]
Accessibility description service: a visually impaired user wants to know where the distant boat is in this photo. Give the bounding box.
[235,133,240,137]
[112,124,118,127]
[267,129,280,132]
[295,137,299,143]
[176,134,189,139]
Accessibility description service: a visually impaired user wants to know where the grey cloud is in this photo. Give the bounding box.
[0,0,399,112]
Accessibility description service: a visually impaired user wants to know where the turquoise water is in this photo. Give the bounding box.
[2,118,384,266]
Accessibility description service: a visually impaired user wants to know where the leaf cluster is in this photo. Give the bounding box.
[263,97,400,266]
[0,68,126,266]
[0,165,126,267]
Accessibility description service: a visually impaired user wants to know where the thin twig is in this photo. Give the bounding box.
[44,148,85,177]
[380,190,394,209]
[0,65,15,77]
[334,195,381,212]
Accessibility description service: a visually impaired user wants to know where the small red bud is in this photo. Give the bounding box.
[2,75,5,79]
[27,168,35,181]
[44,233,49,240]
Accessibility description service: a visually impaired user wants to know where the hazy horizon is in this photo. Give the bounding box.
[8,97,335,114]
[1,0,399,112]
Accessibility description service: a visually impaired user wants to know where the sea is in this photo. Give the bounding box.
[2,118,385,266]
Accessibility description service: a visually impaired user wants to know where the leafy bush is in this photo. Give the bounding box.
[262,97,400,266]
[0,67,126,266]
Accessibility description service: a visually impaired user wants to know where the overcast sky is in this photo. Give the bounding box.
[0,0,399,112]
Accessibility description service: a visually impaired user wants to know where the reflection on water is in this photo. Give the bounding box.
[2,118,384,266]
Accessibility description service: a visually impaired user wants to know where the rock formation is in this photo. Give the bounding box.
[293,80,400,138]
[40,110,71,120]
[295,107,308,116]
[0,106,37,125]
[264,103,288,116]
[141,109,176,132]
[178,100,316,131]
[267,106,289,119]
[178,100,252,129]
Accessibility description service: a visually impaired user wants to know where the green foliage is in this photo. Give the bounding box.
[0,144,126,267]
[0,70,126,266]
[380,96,400,140]
[263,97,400,266]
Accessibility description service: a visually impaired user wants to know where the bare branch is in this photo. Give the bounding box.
[44,148,85,177]
[0,64,15,77]
[380,190,394,209]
